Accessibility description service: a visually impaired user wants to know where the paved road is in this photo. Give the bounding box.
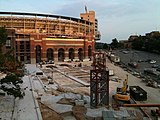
[106,59,160,104]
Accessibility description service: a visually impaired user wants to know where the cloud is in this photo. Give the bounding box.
[54,1,85,17]
[0,0,160,43]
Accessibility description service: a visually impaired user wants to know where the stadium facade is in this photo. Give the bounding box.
[0,11,100,63]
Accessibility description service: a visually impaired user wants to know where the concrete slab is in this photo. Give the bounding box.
[41,95,63,103]
[50,103,73,114]
[86,107,107,118]
[0,96,14,120]
[114,108,130,119]
[41,94,73,114]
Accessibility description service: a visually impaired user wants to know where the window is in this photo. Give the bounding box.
[6,39,11,48]
[20,41,24,52]
[26,41,30,52]
[20,56,24,61]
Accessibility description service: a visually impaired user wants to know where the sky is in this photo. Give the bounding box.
[0,0,160,43]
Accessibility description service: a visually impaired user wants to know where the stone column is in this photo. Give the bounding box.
[54,51,58,62]
[64,51,70,61]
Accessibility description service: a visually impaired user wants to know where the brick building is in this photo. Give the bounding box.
[0,11,100,63]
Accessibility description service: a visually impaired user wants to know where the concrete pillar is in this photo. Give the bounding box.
[41,51,47,61]
[65,51,69,59]
[64,51,70,61]
[54,51,58,62]
[74,50,78,58]
[18,56,20,62]
[31,58,36,64]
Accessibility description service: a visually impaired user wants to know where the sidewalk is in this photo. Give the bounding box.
[12,64,42,120]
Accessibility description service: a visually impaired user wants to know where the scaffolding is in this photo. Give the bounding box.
[0,12,93,39]
[90,52,109,108]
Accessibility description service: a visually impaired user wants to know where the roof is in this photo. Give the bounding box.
[0,11,91,24]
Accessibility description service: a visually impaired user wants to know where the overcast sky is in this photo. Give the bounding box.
[0,0,160,43]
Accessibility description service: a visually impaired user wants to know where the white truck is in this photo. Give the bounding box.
[110,55,120,63]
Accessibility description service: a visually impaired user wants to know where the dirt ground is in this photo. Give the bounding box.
[38,100,63,120]
[39,59,160,119]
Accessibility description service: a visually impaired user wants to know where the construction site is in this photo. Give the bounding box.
[0,4,160,119]
[35,52,160,120]
[0,52,160,120]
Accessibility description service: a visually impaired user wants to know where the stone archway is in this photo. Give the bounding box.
[78,48,83,61]
[35,45,41,63]
[69,48,74,61]
[58,48,65,61]
[47,48,54,61]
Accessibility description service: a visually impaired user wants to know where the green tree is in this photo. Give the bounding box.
[0,73,24,98]
[110,38,119,49]
[132,39,144,50]
[0,27,7,66]
[103,43,108,49]
[0,27,7,53]
[131,32,160,54]
[0,27,24,98]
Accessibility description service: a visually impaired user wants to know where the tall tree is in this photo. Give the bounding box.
[0,27,24,98]
[0,27,7,53]
[111,38,119,49]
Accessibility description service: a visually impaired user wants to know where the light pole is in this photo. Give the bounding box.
[49,69,54,84]
[52,69,53,81]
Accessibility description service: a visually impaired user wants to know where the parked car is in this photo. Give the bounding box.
[150,60,156,64]
[128,62,138,68]
[152,64,159,68]
[145,59,152,62]
[138,59,144,63]
[157,67,160,72]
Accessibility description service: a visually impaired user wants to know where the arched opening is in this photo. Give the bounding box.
[78,48,83,61]
[69,48,74,61]
[58,48,65,61]
[35,45,41,63]
[47,48,54,61]
[88,45,92,60]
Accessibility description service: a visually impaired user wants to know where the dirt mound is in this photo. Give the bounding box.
[72,105,87,120]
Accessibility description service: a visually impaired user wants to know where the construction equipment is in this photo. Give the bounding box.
[112,74,130,102]
[151,108,160,117]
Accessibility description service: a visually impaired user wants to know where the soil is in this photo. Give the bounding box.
[38,101,63,120]
[72,105,87,120]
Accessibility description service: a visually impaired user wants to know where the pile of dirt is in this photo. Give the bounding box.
[72,105,87,120]
[57,98,75,105]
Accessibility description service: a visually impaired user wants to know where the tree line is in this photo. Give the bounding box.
[95,31,160,54]
[132,32,160,53]
[95,38,123,50]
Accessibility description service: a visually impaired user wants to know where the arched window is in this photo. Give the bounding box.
[58,48,65,61]
[47,48,54,61]
[69,48,74,61]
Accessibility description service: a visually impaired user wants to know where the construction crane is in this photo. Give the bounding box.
[112,74,130,102]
